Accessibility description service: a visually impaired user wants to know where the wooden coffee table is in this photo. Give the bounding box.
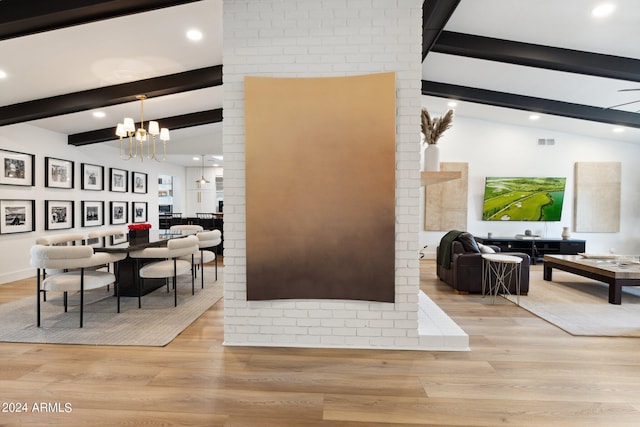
[543,254,640,305]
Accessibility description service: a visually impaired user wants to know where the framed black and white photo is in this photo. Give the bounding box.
[132,201,148,223]
[45,157,74,189]
[44,200,74,230]
[0,199,35,234]
[0,149,34,187]
[81,201,104,227]
[81,163,104,191]
[109,168,128,192]
[110,232,127,245]
[110,201,128,225]
[132,171,148,194]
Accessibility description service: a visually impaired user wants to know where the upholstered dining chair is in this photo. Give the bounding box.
[128,235,199,308]
[34,233,86,302]
[87,229,127,310]
[181,230,222,288]
[30,244,119,328]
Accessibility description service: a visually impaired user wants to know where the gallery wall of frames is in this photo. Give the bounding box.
[0,148,150,235]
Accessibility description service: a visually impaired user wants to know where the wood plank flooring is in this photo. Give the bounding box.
[1,260,639,426]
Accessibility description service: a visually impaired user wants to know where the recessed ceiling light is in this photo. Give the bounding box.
[447,101,457,108]
[612,127,625,133]
[0,69,7,79]
[92,111,106,118]
[186,29,203,41]
[592,3,615,17]
[193,156,200,161]
[529,114,540,121]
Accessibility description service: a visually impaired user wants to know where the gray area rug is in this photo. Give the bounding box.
[0,267,223,346]
[504,266,640,337]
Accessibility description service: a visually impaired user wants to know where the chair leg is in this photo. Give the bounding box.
[201,250,205,289]
[215,255,218,281]
[192,254,196,295]
[36,269,41,327]
[80,268,85,328]
[64,292,68,312]
[173,258,178,307]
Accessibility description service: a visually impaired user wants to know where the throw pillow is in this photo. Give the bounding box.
[456,232,480,253]
[477,243,496,254]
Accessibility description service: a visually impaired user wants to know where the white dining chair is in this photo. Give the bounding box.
[30,244,119,328]
[129,235,199,308]
[181,230,222,288]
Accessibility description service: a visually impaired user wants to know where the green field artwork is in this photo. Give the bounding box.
[482,177,566,221]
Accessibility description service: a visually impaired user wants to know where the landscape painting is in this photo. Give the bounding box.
[482,177,566,221]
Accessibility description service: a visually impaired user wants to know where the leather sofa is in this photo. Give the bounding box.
[437,235,530,295]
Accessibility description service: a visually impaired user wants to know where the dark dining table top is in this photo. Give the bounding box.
[89,229,197,253]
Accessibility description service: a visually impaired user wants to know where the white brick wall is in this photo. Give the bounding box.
[223,0,425,349]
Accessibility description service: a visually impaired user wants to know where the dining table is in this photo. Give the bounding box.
[89,229,197,297]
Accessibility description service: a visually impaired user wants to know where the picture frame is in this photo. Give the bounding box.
[110,232,128,245]
[44,200,74,230]
[0,149,34,187]
[109,167,128,192]
[81,163,104,191]
[0,199,35,234]
[131,171,148,194]
[110,201,128,225]
[45,157,74,189]
[132,201,148,223]
[81,201,104,227]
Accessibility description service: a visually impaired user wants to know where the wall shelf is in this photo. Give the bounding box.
[421,170,461,186]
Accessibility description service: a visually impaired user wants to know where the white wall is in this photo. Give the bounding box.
[0,123,186,284]
[420,113,640,257]
[223,0,425,349]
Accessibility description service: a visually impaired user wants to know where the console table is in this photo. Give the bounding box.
[476,236,586,264]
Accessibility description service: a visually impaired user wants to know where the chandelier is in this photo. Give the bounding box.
[115,95,170,162]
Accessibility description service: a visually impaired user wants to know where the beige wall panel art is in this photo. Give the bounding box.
[244,73,396,302]
[425,162,468,231]
[574,162,621,232]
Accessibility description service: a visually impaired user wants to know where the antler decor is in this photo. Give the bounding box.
[421,108,454,145]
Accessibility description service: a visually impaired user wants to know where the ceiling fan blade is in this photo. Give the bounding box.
[617,88,640,92]
[605,99,640,109]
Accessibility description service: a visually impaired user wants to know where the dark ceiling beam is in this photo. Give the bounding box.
[422,80,640,129]
[422,0,461,61]
[68,108,223,146]
[0,0,201,41]
[0,65,223,127]
[433,31,640,83]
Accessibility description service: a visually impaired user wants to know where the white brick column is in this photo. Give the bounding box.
[223,0,426,349]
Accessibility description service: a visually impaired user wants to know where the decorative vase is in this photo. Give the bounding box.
[129,229,150,245]
[561,226,571,240]
[424,144,440,171]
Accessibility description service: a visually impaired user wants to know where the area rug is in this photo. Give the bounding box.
[0,267,223,346]
[504,266,640,337]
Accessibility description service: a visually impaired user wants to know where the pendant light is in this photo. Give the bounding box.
[196,154,210,184]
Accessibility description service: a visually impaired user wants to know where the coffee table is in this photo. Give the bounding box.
[543,254,640,304]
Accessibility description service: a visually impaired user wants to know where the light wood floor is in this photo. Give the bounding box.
[1,260,639,426]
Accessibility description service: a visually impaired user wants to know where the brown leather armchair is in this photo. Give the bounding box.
[437,237,530,295]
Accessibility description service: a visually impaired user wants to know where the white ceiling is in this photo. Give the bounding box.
[423,0,640,144]
[1,0,639,168]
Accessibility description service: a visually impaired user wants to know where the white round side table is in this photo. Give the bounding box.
[482,253,522,305]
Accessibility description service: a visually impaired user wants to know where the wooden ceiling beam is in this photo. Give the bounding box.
[0,65,222,127]
[0,0,201,41]
[422,0,461,61]
[423,80,640,129]
[433,31,640,82]
[68,108,223,146]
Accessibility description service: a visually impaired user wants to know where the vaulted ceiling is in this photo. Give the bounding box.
[1,0,639,167]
